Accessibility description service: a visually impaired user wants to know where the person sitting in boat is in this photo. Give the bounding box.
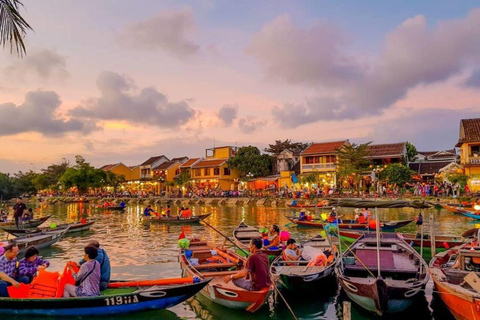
[363,208,371,221]
[0,244,30,297]
[165,205,171,217]
[143,205,154,217]
[18,246,50,283]
[284,239,301,261]
[77,240,110,291]
[327,208,338,223]
[64,245,101,297]
[22,208,34,221]
[354,208,361,222]
[264,225,280,249]
[0,210,7,222]
[298,209,307,221]
[357,212,366,224]
[119,200,126,208]
[223,238,271,291]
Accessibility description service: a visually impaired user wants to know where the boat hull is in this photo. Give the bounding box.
[145,213,211,224]
[461,212,480,220]
[0,216,51,228]
[278,267,335,292]
[3,220,95,237]
[287,217,413,231]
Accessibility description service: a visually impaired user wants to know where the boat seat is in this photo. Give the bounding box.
[194,263,236,270]
[238,227,259,232]
[355,249,395,269]
[200,270,240,277]
[344,264,418,273]
[236,232,262,239]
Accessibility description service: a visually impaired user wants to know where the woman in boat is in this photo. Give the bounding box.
[64,245,101,298]
[327,208,338,223]
[298,209,307,221]
[18,246,50,283]
[265,225,280,249]
[0,210,7,222]
[354,208,361,222]
[22,208,34,221]
[284,239,301,261]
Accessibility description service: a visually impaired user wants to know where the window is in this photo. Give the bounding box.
[175,169,180,175]
[204,168,210,176]
[214,168,220,175]
[472,145,480,155]
[223,168,231,176]
[194,169,201,176]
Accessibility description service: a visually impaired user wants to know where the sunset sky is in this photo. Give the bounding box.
[1,0,480,173]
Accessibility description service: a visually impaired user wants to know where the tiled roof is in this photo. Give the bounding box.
[100,163,119,171]
[153,160,177,171]
[192,159,226,168]
[457,118,480,146]
[417,151,438,157]
[365,143,405,159]
[409,161,453,175]
[140,155,167,166]
[180,158,201,168]
[301,140,347,155]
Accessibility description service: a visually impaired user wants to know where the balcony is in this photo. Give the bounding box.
[301,163,336,172]
[469,157,480,165]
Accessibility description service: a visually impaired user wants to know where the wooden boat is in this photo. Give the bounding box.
[330,198,431,209]
[233,222,282,256]
[440,204,471,214]
[2,227,68,253]
[179,241,272,312]
[61,199,89,203]
[286,216,413,231]
[461,212,480,220]
[144,213,211,224]
[2,220,95,236]
[286,204,333,209]
[429,244,480,320]
[0,215,51,228]
[0,277,210,316]
[339,230,467,249]
[335,233,429,315]
[270,235,338,292]
[92,205,125,211]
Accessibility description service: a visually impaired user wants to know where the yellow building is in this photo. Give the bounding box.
[299,140,350,187]
[100,163,137,181]
[152,157,189,193]
[456,118,480,191]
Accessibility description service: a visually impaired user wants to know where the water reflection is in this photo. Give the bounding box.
[8,202,477,319]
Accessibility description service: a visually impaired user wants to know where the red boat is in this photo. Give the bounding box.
[430,244,480,320]
[179,241,272,312]
[339,230,467,249]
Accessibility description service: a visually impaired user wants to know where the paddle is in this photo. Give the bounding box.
[200,220,298,320]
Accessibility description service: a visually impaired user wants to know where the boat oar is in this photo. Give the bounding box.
[201,220,298,320]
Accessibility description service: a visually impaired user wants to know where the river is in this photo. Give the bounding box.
[10,202,479,320]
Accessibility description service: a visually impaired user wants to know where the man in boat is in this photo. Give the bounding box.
[119,200,126,208]
[298,208,307,221]
[78,240,111,291]
[284,239,301,261]
[143,205,154,216]
[12,197,27,228]
[223,238,271,291]
[0,244,30,297]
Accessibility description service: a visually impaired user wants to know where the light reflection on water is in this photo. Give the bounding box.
[6,203,469,319]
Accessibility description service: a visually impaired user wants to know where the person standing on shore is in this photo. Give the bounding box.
[13,198,27,228]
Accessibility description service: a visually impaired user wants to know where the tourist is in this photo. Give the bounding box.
[0,210,7,222]
[0,244,29,297]
[328,208,338,223]
[22,208,34,221]
[358,212,366,224]
[265,225,280,249]
[354,208,360,222]
[143,205,154,216]
[416,212,423,231]
[13,197,27,228]
[223,238,271,291]
[298,209,307,221]
[284,239,301,261]
[78,240,110,291]
[18,246,50,283]
[119,200,126,208]
[165,205,171,217]
[363,208,371,221]
[64,245,100,297]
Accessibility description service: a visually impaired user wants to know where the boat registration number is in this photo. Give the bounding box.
[104,295,139,306]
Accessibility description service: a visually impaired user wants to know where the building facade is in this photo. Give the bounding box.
[456,118,480,191]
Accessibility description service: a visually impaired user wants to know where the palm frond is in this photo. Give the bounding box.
[0,0,33,57]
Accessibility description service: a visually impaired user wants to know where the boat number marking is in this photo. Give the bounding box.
[104,295,139,306]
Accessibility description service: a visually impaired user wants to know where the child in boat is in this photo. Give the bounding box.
[18,246,50,283]
[284,239,301,261]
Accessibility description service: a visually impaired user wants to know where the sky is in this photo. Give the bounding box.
[1,0,480,173]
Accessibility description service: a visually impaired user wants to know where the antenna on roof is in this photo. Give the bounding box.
[213,137,215,148]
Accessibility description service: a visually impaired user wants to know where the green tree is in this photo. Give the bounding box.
[59,156,105,195]
[446,172,469,187]
[264,139,310,156]
[0,172,16,199]
[174,170,191,187]
[33,159,69,190]
[14,170,39,195]
[405,142,418,162]
[300,172,318,185]
[383,163,414,186]
[0,0,33,56]
[104,171,125,193]
[337,142,372,191]
[227,146,274,179]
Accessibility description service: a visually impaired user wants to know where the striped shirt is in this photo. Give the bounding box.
[74,260,100,297]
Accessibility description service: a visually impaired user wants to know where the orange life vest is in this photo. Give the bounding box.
[27,269,61,298]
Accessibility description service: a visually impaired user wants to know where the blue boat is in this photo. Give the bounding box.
[461,212,480,219]
[0,278,210,316]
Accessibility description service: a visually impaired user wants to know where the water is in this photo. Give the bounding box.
[11,202,478,319]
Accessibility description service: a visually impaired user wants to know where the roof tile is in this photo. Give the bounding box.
[301,140,347,155]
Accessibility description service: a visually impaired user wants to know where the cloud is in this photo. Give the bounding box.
[251,10,480,126]
[464,69,480,88]
[0,90,95,136]
[217,104,238,126]
[4,48,69,81]
[246,14,363,87]
[118,6,199,57]
[238,117,266,134]
[70,71,196,128]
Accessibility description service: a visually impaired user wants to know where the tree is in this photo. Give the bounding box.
[33,159,69,190]
[264,139,310,156]
[174,170,191,187]
[227,146,274,179]
[383,163,414,186]
[104,171,125,193]
[59,156,105,195]
[14,170,39,195]
[0,0,33,56]
[0,172,16,199]
[446,172,469,187]
[336,142,372,191]
[405,142,418,162]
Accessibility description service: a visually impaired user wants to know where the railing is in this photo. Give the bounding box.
[301,163,336,171]
[469,157,480,165]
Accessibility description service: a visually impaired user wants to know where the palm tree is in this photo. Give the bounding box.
[0,0,32,56]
